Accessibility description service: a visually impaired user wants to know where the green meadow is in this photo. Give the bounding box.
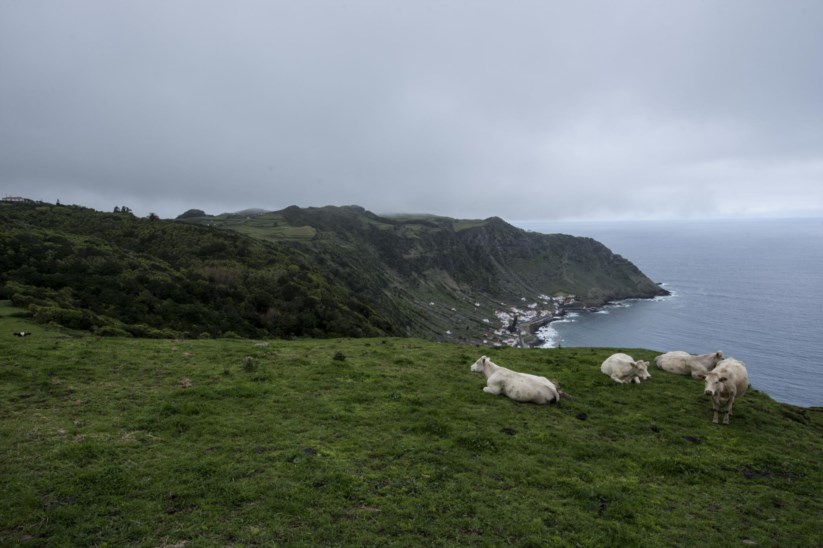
[2,303,822,546]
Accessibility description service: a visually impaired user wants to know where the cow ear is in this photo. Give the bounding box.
[696,372,707,380]
[719,376,728,382]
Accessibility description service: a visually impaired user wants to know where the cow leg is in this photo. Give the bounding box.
[483,383,503,395]
[722,394,737,424]
[711,399,720,424]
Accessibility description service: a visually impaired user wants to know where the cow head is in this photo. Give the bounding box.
[698,371,728,396]
[470,356,490,374]
[634,360,651,380]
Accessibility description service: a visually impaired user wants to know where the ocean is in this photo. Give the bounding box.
[514,218,823,408]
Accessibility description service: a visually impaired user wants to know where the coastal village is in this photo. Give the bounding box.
[438,294,580,348]
[488,294,578,348]
[437,293,579,348]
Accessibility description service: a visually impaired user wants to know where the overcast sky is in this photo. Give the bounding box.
[1,1,822,221]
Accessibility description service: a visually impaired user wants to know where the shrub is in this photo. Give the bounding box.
[94,325,132,337]
[30,304,101,330]
[125,323,180,339]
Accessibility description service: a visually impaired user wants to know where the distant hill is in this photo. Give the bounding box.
[175,208,207,219]
[0,201,666,343]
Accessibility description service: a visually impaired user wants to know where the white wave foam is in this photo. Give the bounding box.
[552,317,576,324]
[536,324,561,348]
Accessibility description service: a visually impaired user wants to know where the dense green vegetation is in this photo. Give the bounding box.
[1,201,665,345]
[0,202,395,339]
[2,305,821,545]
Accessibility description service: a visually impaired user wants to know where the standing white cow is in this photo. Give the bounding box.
[697,358,749,424]
[470,356,567,404]
[654,351,724,379]
[600,353,651,384]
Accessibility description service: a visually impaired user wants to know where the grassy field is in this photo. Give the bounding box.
[196,213,319,242]
[1,304,822,546]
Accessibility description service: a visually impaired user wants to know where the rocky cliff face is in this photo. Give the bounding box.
[447,217,665,305]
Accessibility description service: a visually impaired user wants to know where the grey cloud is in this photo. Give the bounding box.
[1,0,822,220]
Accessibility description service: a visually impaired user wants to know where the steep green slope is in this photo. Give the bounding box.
[182,205,668,344]
[1,309,821,546]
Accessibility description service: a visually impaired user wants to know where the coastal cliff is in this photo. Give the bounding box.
[0,201,667,344]
[181,205,668,345]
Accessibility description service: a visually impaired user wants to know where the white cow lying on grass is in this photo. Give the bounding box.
[470,356,569,404]
[696,358,749,424]
[600,353,651,384]
[654,350,724,379]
